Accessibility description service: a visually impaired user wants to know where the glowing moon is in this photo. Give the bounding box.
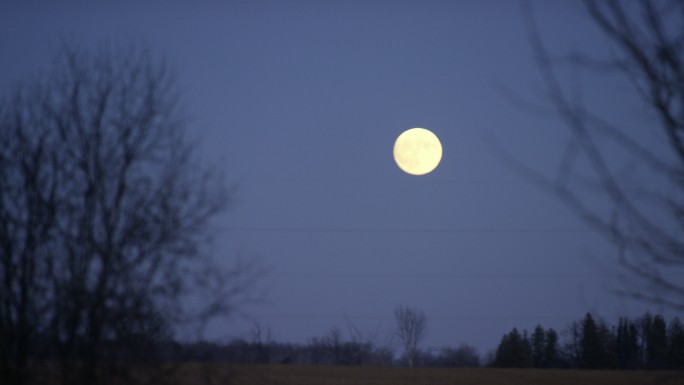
[393,128,442,175]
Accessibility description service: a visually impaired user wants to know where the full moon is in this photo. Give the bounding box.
[393,128,442,175]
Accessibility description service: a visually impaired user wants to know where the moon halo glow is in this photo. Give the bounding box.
[393,128,442,175]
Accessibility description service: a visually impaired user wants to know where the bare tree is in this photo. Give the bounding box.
[0,88,61,385]
[250,321,274,363]
[344,316,386,365]
[515,0,684,310]
[322,326,344,364]
[0,43,256,385]
[394,306,426,367]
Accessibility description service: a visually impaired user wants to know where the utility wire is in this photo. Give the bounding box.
[211,225,603,234]
[250,313,582,321]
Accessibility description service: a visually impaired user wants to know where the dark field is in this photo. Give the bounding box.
[169,364,684,385]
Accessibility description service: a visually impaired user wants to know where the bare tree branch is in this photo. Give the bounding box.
[0,42,254,385]
[394,305,426,368]
[518,0,684,310]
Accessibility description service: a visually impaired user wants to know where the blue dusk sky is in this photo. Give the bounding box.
[1,1,678,354]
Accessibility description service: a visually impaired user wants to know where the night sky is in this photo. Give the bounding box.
[1,1,676,355]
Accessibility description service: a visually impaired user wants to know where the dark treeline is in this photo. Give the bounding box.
[17,311,683,371]
[157,334,479,368]
[493,312,684,370]
[159,339,393,366]
[158,311,683,371]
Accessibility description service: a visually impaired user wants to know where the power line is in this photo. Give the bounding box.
[266,271,621,279]
[242,177,531,185]
[211,225,603,234]
[251,313,581,321]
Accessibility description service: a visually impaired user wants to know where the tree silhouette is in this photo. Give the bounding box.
[616,317,640,369]
[520,0,684,309]
[0,43,256,385]
[646,314,668,369]
[493,328,531,368]
[580,313,601,369]
[667,317,684,369]
[543,328,559,368]
[531,325,546,368]
[394,306,426,368]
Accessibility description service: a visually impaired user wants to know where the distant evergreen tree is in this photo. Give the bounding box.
[616,317,639,369]
[628,322,641,368]
[563,320,582,368]
[494,329,516,367]
[543,328,559,368]
[493,328,531,368]
[522,330,533,366]
[531,325,546,368]
[577,313,617,369]
[616,318,628,368]
[597,321,618,369]
[646,315,668,369]
[581,313,601,369]
[667,317,684,370]
[639,312,653,364]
